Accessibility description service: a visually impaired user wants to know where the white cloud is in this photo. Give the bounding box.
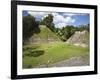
[53,13,75,28]
[28,11,76,28]
[65,17,75,23]
[28,12,48,16]
[63,13,87,17]
[28,12,50,20]
[53,14,65,23]
[55,23,68,28]
[63,13,77,17]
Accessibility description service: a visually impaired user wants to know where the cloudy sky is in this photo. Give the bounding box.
[23,11,89,28]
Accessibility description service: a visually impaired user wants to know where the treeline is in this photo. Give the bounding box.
[55,25,89,41]
[23,14,89,42]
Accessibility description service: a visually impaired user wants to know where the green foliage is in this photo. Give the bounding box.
[54,24,89,41]
[23,15,40,42]
[74,24,89,32]
[61,25,75,41]
[55,26,75,41]
[40,14,55,31]
[24,50,44,57]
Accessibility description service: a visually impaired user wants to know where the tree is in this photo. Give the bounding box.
[40,14,55,31]
[74,24,89,32]
[53,25,76,41]
[23,15,40,42]
[60,25,75,41]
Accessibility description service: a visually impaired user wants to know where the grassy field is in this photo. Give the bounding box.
[23,42,89,68]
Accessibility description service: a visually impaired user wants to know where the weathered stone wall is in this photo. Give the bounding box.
[66,30,89,47]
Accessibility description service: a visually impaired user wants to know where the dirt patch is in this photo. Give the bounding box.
[35,55,89,68]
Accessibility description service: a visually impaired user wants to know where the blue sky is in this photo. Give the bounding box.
[23,11,89,28]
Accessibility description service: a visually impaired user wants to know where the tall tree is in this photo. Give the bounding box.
[61,25,75,41]
[23,15,40,42]
[40,14,55,31]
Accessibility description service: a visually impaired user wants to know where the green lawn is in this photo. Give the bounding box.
[23,42,89,68]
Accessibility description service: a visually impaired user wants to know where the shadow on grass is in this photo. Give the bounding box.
[23,45,40,51]
[25,50,44,57]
